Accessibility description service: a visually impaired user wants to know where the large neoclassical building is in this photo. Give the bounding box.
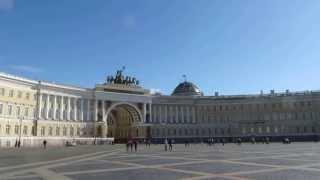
[0,70,319,147]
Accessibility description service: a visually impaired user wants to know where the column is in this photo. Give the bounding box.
[94,99,98,122]
[192,106,196,123]
[87,99,90,121]
[53,95,57,120]
[143,103,146,123]
[186,106,190,123]
[175,106,179,123]
[181,106,185,123]
[45,94,50,119]
[149,103,152,123]
[73,98,77,121]
[168,106,172,123]
[102,100,106,122]
[38,93,42,119]
[159,105,162,123]
[80,99,84,121]
[67,97,70,120]
[205,106,208,123]
[60,96,64,120]
[164,105,168,123]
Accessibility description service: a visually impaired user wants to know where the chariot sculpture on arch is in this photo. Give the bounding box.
[106,66,140,86]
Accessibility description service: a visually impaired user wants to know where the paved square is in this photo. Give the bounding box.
[1,143,320,180]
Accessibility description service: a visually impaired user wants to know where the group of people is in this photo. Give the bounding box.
[15,139,47,148]
[14,139,21,148]
[126,139,138,152]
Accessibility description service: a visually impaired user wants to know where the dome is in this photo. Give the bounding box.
[172,81,203,96]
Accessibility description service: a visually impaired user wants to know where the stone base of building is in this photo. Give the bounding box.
[0,137,114,148]
[148,134,320,144]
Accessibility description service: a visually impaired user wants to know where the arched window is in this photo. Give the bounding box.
[49,127,53,136]
[56,127,60,136]
[41,126,45,136]
[63,127,67,136]
[70,127,74,136]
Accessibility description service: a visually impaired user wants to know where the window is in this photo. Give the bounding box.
[6,125,10,134]
[41,127,45,136]
[242,127,246,134]
[16,106,21,116]
[266,126,270,133]
[0,88,4,96]
[250,127,254,133]
[77,127,80,136]
[26,93,30,100]
[23,126,28,135]
[18,91,22,98]
[8,105,12,115]
[0,104,3,114]
[56,127,60,136]
[9,90,14,97]
[14,125,19,135]
[63,127,67,136]
[49,127,53,136]
[24,107,29,117]
[274,127,278,133]
[32,126,36,135]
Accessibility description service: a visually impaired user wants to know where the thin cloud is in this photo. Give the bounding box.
[10,65,43,73]
[150,88,163,95]
[0,0,15,11]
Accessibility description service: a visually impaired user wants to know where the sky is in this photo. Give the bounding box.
[0,0,320,95]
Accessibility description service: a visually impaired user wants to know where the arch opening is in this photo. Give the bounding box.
[105,103,143,143]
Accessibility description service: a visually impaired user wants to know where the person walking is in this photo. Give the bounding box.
[134,140,138,152]
[168,139,173,151]
[15,139,18,148]
[126,141,129,152]
[43,140,47,149]
[147,139,151,148]
[129,139,133,152]
[164,138,168,151]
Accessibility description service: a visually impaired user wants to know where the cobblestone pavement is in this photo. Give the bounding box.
[1,142,320,180]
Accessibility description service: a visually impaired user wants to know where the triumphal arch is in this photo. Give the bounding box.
[94,69,152,142]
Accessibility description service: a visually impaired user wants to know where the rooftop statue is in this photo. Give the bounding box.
[106,68,140,86]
